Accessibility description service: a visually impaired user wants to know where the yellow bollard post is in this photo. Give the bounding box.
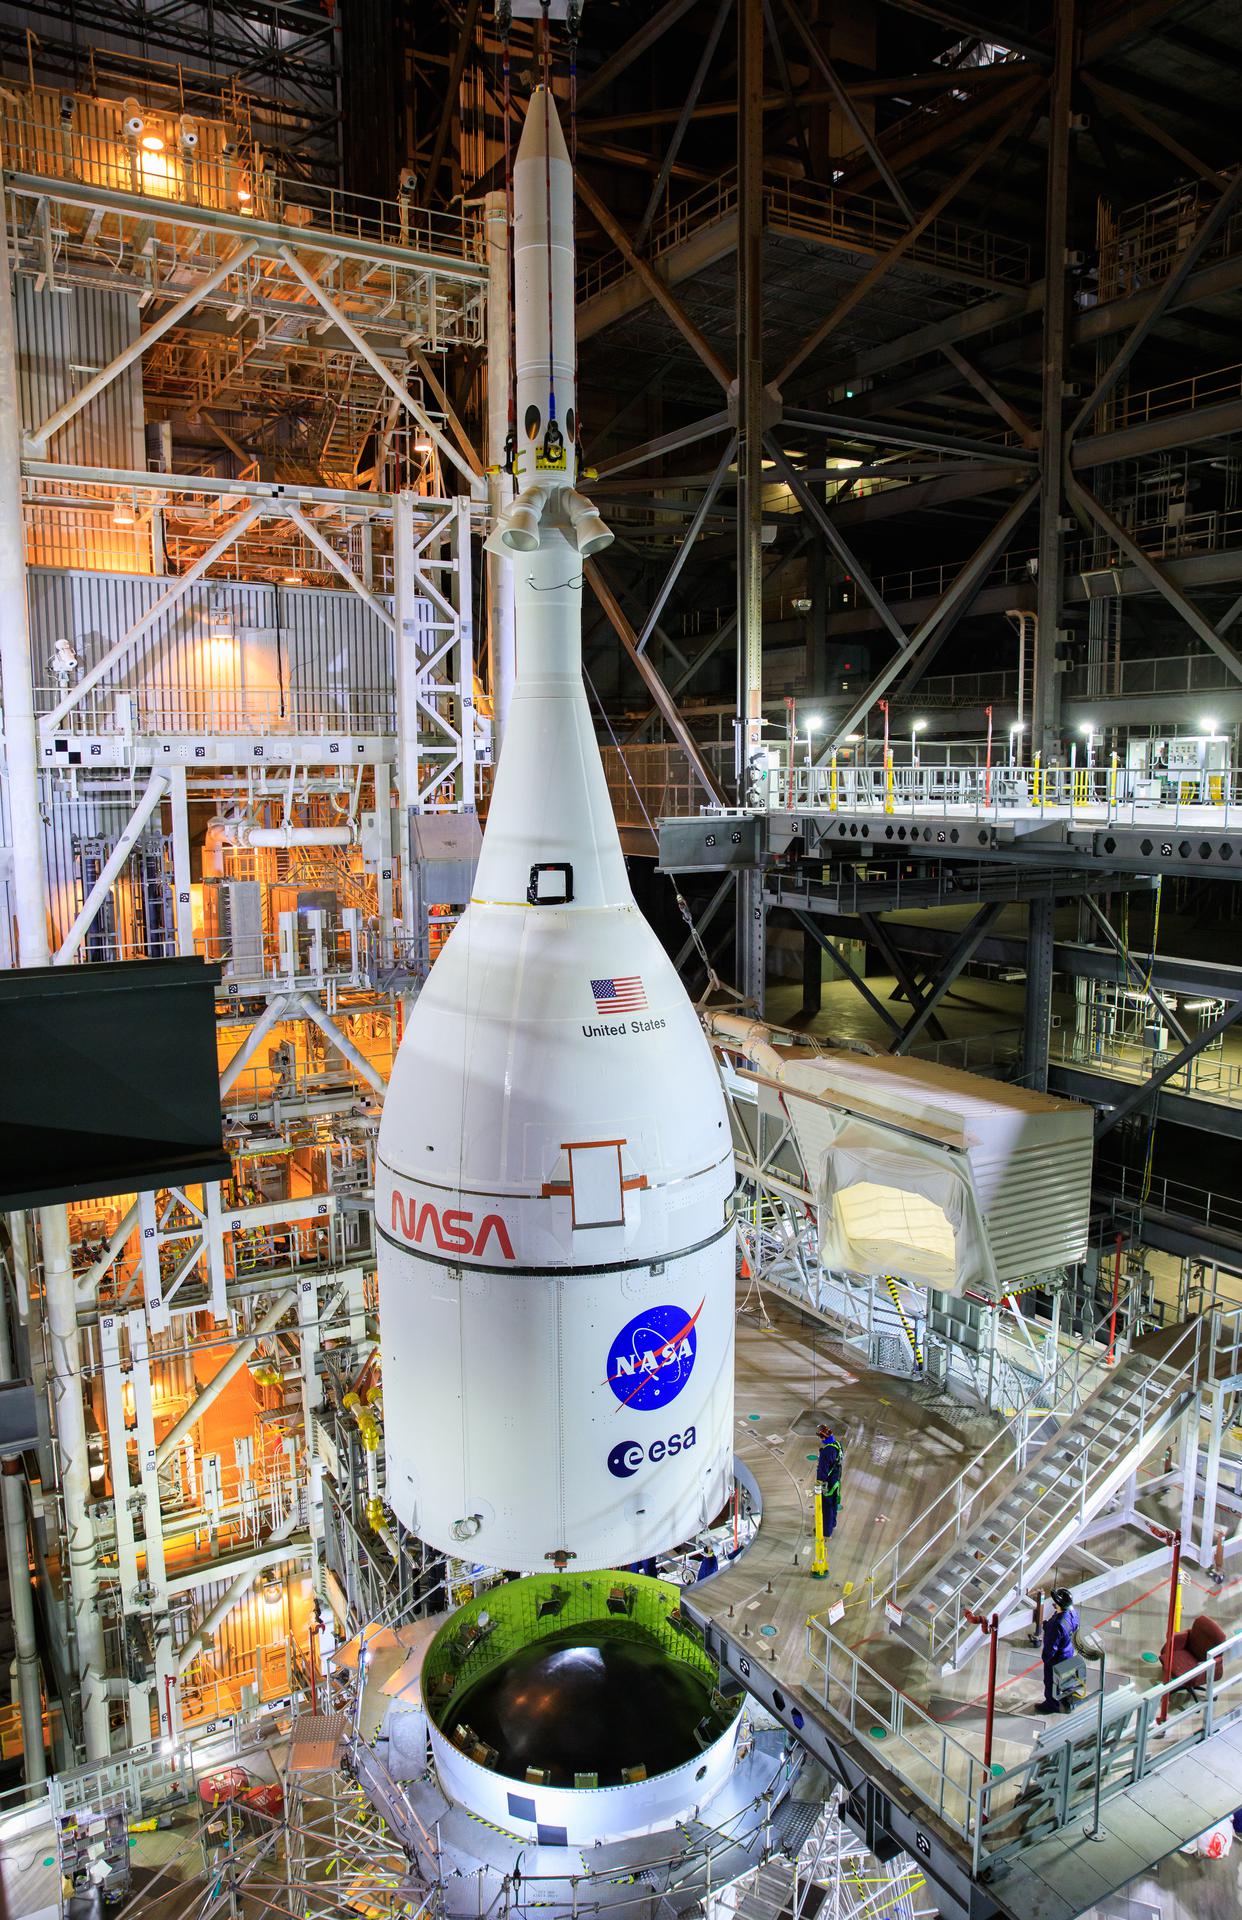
[1174,1567,1184,1634]
[1033,751,1042,806]
[884,750,894,815]
[830,751,838,813]
[1109,752,1118,809]
[811,1484,829,1579]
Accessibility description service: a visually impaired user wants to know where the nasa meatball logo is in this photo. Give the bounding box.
[606,1301,701,1411]
[607,1429,697,1478]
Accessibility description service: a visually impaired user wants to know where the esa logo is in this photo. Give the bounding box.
[607,1427,697,1478]
[606,1301,702,1412]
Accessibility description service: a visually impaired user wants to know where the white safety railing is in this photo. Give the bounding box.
[868,1307,1202,1621]
[805,1619,992,1842]
[770,760,1239,823]
[917,1320,1201,1664]
[35,685,398,739]
[975,1621,1242,1871]
[1055,1033,1242,1107]
[808,1614,1242,1873]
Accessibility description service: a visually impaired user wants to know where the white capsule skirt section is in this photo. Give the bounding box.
[376,895,735,1571]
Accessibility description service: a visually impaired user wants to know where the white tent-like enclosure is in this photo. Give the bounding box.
[742,1046,1093,1300]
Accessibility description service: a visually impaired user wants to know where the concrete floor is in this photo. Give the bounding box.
[711,1286,1242,1920]
[719,1292,1222,1760]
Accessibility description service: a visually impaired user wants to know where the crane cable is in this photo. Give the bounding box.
[500,11,517,478]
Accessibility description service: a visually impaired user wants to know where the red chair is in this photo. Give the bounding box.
[1162,1613,1227,1696]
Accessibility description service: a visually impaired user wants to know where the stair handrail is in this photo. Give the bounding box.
[870,1290,1190,1608]
[926,1314,1206,1659]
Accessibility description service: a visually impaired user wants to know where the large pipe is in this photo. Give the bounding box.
[175,1508,304,1674]
[704,1011,791,1079]
[235,823,355,849]
[154,1288,297,1469]
[0,1264,43,1782]
[53,770,170,964]
[44,1210,110,1758]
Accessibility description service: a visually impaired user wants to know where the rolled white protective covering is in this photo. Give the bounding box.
[376,92,732,1573]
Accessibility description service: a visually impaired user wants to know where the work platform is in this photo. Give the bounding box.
[684,1293,1242,1920]
[765,790,1242,881]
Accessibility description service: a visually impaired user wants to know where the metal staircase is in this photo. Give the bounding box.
[888,1317,1208,1669]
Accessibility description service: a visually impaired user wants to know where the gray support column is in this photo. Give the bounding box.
[1024,895,1056,1092]
[1,197,109,1761]
[168,764,195,957]
[0,169,45,967]
[1033,0,1076,758]
[736,868,765,1014]
[801,919,822,1018]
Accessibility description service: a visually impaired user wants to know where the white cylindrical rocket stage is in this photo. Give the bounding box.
[377,90,735,1572]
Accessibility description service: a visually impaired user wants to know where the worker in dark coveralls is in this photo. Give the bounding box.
[815,1424,843,1538]
[1036,1587,1079,1712]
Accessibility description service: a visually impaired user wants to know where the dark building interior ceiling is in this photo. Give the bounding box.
[5,0,1242,728]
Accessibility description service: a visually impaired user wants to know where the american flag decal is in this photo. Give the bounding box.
[591,975,648,1013]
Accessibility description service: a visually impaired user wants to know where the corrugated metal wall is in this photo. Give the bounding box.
[26,570,397,733]
[17,278,149,571]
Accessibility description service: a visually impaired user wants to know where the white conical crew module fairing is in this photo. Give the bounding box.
[376,91,735,1571]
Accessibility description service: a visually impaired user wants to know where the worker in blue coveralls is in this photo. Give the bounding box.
[1036,1587,1080,1712]
[815,1424,843,1539]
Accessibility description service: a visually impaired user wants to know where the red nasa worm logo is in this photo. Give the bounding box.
[390,1191,516,1262]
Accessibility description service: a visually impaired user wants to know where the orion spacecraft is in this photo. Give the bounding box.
[376,86,736,1574]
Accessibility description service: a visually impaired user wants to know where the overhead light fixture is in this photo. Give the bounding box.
[413,437,434,453]
[1202,716,1219,734]
[141,132,165,153]
[283,570,303,586]
[111,496,136,529]
[259,1571,282,1608]
[912,718,927,734]
[804,715,823,732]
[237,183,252,203]
[1079,721,1094,735]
